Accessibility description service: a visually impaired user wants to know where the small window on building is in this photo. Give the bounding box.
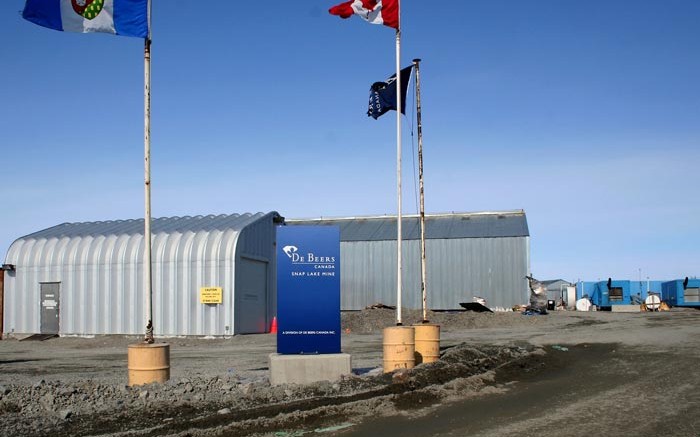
[684,287,700,303]
[609,287,623,301]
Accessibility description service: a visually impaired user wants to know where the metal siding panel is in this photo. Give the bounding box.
[114,234,130,333]
[89,235,105,334]
[192,230,208,335]
[202,229,223,336]
[152,231,170,336]
[102,235,118,333]
[341,239,390,310]
[402,240,422,309]
[5,241,29,333]
[176,231,196,335]
[221,229,238,336]
[338,236,528,310]
[125,233,144,335]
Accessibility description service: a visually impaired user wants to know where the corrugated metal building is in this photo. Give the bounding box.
[288,210,530,310]
[3,212,280,337]
[540,279,573,302]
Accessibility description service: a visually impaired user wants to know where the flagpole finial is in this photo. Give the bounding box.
[413,58,422,63]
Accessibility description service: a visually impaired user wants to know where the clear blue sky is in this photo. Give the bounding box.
[2,1,698,283]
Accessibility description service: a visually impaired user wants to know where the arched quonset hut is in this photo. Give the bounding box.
[3,212,281,337]
[288,210,530,310]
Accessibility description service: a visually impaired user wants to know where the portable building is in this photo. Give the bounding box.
[662,278,700,308]
[540,279,573,303]
[3,212,281,337]
[589,279,632,307]
[287,210,530,310]
[578,280,663,304]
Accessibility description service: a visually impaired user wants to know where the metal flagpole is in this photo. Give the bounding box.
[395,26,403,326]
[413,58,428,323]
[127,1,169,388]
[143,23,154,343]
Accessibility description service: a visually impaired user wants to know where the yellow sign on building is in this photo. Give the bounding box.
[200,287,223,304]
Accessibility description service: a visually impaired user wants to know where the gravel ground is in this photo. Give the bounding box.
[1,308,698,436]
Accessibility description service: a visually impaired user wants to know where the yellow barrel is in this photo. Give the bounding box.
[128,343,170,386]
[382,326,415,373]
[413,324,440,364]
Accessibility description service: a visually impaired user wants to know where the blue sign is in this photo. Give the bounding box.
[277,226,341,354]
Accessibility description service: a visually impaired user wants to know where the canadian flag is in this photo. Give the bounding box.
[329,0,399,29]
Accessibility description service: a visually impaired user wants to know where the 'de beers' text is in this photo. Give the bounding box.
[290,252,335,264]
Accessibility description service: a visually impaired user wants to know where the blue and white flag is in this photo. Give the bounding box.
[367,65,413,120]
[23,0,149,38]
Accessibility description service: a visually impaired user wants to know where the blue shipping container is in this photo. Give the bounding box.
[590,280,632,307]
[662,279,700,308]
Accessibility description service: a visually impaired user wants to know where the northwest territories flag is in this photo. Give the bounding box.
[329,0,399,30]
[367,65,412,120]
[23,0,149,38]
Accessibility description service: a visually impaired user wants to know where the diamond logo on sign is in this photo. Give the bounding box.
[282,245,298,258]
[71,0,104,20]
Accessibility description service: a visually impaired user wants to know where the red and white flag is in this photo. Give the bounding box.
[329,0,399,29]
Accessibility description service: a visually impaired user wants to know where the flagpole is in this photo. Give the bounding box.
[395,26,403,326]
[412,58,428,323]
[143,33,154,343]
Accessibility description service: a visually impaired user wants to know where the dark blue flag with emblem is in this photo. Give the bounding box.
[367,65,413,120]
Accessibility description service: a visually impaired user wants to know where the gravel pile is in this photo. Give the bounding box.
[0,369,370,435]
[341,307,550,334]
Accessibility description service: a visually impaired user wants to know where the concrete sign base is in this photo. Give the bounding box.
[269,353,352,385]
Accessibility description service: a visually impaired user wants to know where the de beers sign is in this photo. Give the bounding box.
[276,226,340,354]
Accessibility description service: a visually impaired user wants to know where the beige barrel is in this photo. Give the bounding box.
[413,324,440,364]
[382,326,415,373]
[128,343,170,386]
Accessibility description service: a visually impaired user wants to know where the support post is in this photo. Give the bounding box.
[412,58,428,323]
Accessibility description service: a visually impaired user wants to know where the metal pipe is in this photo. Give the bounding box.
[143,37,154,344]
[413,58,428,323]
[395,27,403,326]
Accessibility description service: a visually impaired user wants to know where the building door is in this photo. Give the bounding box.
[237,259,268,334]
[40,282,60,334]
[0,271,4,339]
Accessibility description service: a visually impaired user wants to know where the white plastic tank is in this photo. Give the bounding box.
[576,297,592,312]
[645,294,661,311]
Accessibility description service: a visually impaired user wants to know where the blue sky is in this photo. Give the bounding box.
[1,1,698,282]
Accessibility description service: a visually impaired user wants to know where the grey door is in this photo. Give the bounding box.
[237,259,268,334]
[40,283,60,334]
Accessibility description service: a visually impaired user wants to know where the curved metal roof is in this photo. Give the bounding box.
[16,213,274,241]
[6,212,281,266]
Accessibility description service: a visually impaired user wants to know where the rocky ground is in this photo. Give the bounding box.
[1,308,698,436]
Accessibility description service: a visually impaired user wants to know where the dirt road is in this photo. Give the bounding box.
[0,309,698,436]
